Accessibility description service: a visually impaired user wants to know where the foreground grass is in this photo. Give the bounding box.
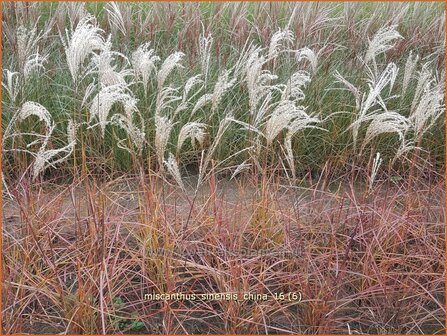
[2,170,445,334]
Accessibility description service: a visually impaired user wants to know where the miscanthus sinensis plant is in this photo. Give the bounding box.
[2,8,444,185]
[334,23,444,163]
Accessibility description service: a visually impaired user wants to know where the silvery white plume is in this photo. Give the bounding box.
[131,42,160,95]
[18,101,54,131]
[89,83,138,137]
[360,111,411,150]
[410,81,445,141]
[191,93,213,117]
[61,14,106,83]
[284,109,321,178]
[32,140,75,180]
[177,122,207,153]
[230,160,251,180]
[351,63,399,147]
[245,50,279,116]
[155,115,174,168]
[296,47,318,74]
[182,75,204,102]
[333,71,362,111]
[15,102,74,181]
[364,25,402,64]
[212,70,236,112]
[281,70,311,102]
[94,36,132,87]
[163,153,186,192]
[265,100,318,146]
[23,51,47,80]
[368,152,382,193]
[173,75,204,116]
[268,28,294,60]
[197,113,234,189]
[81,81,97,108]
[401,51,419,98]
[155,86,182,118]
[410,63,433,112]
[393,139,417,163]
[2,70,20,104]
[233,41,261,79]
[3,101,52,153]
[106,2,127,36]
[67,119,77,144]
[253,92,274,129]
[16,24,46,72]
[157,51,185,90]
[199,27,213,83]
[110,113,146,154]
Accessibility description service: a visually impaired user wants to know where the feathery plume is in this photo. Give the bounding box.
[182,75,204,102]
[212,70,236,112]
[361,111,411,150]
[333,71,362,111]
[155,86,182,118]
[191,93,213,117]
[173,75,204,117]
[410,81,445,141]
[157,51,185,90]
[245,50,279,117]
[18,101,53,131]
[352,63,399,147]
[163,153,186,191]
[265,100,319,146]
[284,112,321,179]
[89,84,137,137]
[410,63,432,112]
[155,115,174,168]
[197,113,234,189]
[401,51,419,98]
[230,160,251,180]
[2,70,20,104]
[16,24,45,72]
[131,42,160,95]
[393,139,417,163]
[296,47,318,74]
[81,81,97,108]
[61,14,106,83]
[23,51,47,80]
[364,25,402,64]
[177,122,207,153]
[199,27,213,83]
[233,41,261,79]
[111,113,146,154]
[368,152,382,193]
[281,70,311,102]
[268,28,294,60]
[67,119,77,144]
[32,141,74,181]
[106,2,127,36]
[94,36,132,86]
